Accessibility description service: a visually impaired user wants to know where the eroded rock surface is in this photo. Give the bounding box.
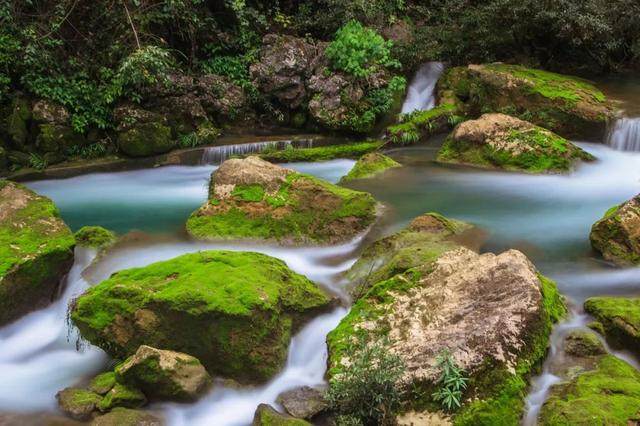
[590,195,640,265]
[276,386,327,419]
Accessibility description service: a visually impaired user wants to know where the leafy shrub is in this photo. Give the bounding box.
[117,45,175,101]
[66,141,109,160]
[28,153,47,170]
[432,351,468,411]
[326,20,401,78]
[326,338,405,425]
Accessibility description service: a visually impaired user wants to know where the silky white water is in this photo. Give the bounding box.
[200,139,315,165]
[401,61,445,114]
[608,117,640,151]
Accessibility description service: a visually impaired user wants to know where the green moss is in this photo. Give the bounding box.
[339,152,401,183]
[259,141,382,163]
[539,355,640,425]
[117,121,174,157]
[75,226,116,249]
[90,372,117,395]
[387,103,458,145]
[7,97,31,147]
[437,125,593,173]
[58,387,102,411]
[584,297,640,354]
[564,330,605,357]
[186,172,377,244]
[253,404,312,425]
[97,383,146,412]
[590,201,640,266]
[72,250,330,383]
[0,180,75,325]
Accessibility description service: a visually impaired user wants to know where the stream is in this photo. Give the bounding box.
[1,68,639,425]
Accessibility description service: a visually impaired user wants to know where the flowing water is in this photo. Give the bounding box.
[608,118,640,152]
[401,62,445,114]
[2,73,640,424]
[200,138,315,165]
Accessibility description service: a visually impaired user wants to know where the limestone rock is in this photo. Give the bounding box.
[437,64,615,140]
[252,404,311,426]
[113,105,175,158]
[116,345,211,401]
[186,156,377,244]
[0,180,75,325]
[590,195,640,265]
[339,152,401,183]
[437,113,594,173]
[32,100,70,125]
[276,386,327,419]
[56,387,102,420]
[71,250,331,383]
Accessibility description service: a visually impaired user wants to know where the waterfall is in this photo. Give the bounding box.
[607,118,640,151]
[200,139,314,165]
[401,61,445,114]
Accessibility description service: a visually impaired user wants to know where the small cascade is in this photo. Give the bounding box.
[200,139,314,165]
[401,61,445,114]
[607,117,640,151]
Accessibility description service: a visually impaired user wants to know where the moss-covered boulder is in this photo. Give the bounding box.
[259,141,382,163]
[91,408,162,426]
[114,105,175,158]
[437,113,594,173]
[0,180,75,325]
[97,383,146,412]
[6,96,31,149]
[347,212,475,295]
[75,226,117,249]
[539,355,640,425]
[90,372,117,395]
[563,330,606,358]
[116,345,211,401]
[339,152,401,184]
[590,195,640,266]
[35,124,85,153]
[386,103,460,144]
[252,404,312,426]
[71,250,332,383]
[186,156,377,244]
[328,247,565,424]
[56,388,102,420]
[437,64,615,140]
[584,297,640,355]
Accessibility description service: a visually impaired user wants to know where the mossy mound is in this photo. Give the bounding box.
[584,297,640,355]
[347,212,475,296]
[56,388,102,420]
[117,121,174,157]
[386,103,460,145]
[590,195,640,266]
[437,64,614,140]
[252,404,312,426]
[75,226,117,249]
[328,246,565,425]
[91,408,163,426]
[260,141,383,163]
[563,330,606,358]
[71,250,332,383]
[539,355,640,425]
[0,180,75,325]
[186,156,377,244]
[437,113,594,173]
[339,152,401,183]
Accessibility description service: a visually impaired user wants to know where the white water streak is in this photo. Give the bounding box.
[201,139,314,165]
[607,117,640,151]
[401,62,445,114]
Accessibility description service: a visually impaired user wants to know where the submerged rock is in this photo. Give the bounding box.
[437,64,615,139]
[590,195,640,265]
[339,152,401,183]
[71,250,332,383]
[186,156,377,244]
[437,113,594,173]
[75,226,117,249]
[56,387,102,420]
[539,355,640,425]
[276,386,327,419]
[328,246,565,424]
[252,404,311,426]
[0,180,75,325]
[116,345,211,401]
[584,297,640,354]
[91,408,163,426]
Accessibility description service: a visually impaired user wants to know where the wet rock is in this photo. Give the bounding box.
[91,408,163,426]
[584,297,640,354]
[186,156,377,244]
[339,152,401,183]
[6,96,31,149]
[0,181,75,325]
[114,105,174,158]
[539,355,640,425]
[36,124,85,153]
[71,250,332,383]
[328,246,565,424]
[75,226,117,250]
[116,345,211,401]
[437,113,594,173]
[56,387,102,420]
[563,330,606,357]
[590,194,640,265]
[250,34,323,109]
[276,386,327,419]
[89,372,117,395]
[437,64,615,140]
[32,100,70,125]
[252,404,311,426]
[97,383,146,412]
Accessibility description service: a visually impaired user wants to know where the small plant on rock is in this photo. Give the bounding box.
[326,338,405,426]
[432,350,468,411]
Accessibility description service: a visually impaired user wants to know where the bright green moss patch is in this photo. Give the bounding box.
[339,152,401,183]
[231,184,265,202]
[253,403,312,425]
[97,383,146,412]
[259,141,382,163]
[540,355,640,425]
[71,250,331,383]
[387,103,459,145]
[584,297,640,354]
[589,196,640,266]
[90,372,117,395]
[75,226,116,249]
